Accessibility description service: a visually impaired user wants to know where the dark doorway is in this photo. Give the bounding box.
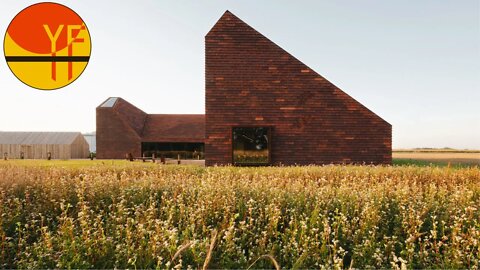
[141,142,204,159]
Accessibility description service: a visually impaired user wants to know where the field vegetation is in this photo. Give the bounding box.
[0,161,479,268]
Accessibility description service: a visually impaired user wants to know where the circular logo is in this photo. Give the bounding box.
[4,2,91,90]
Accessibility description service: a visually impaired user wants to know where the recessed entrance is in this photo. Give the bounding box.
[141,142,204,159]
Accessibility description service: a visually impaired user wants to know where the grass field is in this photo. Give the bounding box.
[0,160,479,268]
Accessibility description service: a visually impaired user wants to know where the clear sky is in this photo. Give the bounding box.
[0,0,479,149]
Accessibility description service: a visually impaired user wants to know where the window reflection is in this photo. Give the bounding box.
[233,127,270,165]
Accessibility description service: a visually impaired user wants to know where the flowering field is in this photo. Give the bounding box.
[0,161,479,268]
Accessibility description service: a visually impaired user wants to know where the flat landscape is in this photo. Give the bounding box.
[393,149,480,166]
[0,159,479,269]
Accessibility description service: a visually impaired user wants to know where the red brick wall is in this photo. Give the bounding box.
[96,99,144,159]
[205,11,392,166]
[113,99,147,136]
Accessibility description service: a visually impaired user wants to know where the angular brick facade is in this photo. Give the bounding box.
[205,11,391,165]
[96,98,205,159]
[96,98,144,159]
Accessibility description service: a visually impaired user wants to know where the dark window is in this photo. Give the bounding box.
[232,127,270,165]
[141,142,204,159]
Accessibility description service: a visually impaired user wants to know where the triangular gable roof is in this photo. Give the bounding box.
[97,97,146,139]
[207,10,390,126]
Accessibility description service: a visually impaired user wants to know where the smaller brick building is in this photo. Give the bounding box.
[96,97,204,159]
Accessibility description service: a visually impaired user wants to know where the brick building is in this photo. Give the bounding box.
[96,97,204,159]
[97,11,391,165]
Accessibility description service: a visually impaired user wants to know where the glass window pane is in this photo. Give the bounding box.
[233,127,270,165]
[100,97,118,107]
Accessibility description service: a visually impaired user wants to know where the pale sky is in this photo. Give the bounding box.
[0,0,479,149]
